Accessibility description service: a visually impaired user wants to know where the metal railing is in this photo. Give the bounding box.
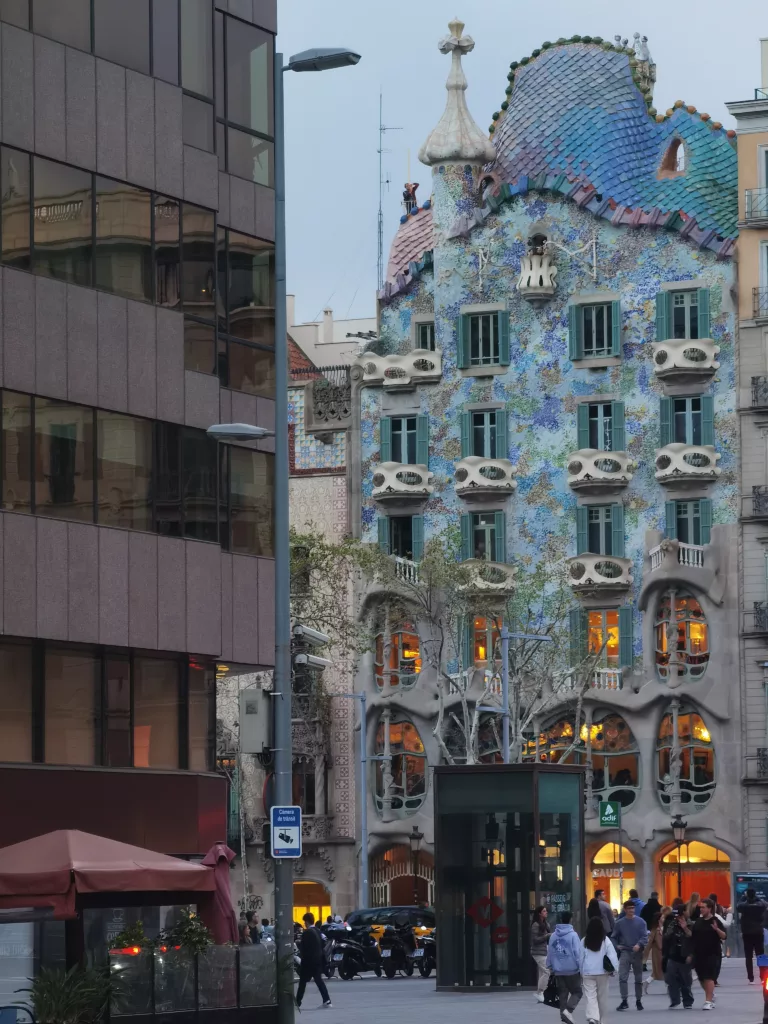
[290,364,350,387]
[756,87,768,100]
[755,288,768,319]
[745,188,768,221]
[752,376,768,407]
[744,601,768,634]
[592,668,623,690]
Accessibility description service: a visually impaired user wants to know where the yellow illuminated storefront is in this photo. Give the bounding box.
[293,881,331,926]
[591,842,635,911]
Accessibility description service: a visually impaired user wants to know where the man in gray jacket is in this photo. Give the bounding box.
[594,888,614,936]
[613,900,649,1011]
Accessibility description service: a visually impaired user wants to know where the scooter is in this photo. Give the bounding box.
[413,930,436,978]
[379,916,416,979]
[330,926,382,980]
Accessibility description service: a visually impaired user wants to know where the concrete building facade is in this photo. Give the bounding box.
[0,0,277,857]
[354,21,742,912]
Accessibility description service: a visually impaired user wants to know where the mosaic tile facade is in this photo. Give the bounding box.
[288,386,346,473]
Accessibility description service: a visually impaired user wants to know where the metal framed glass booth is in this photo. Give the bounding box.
[434,763,585,989]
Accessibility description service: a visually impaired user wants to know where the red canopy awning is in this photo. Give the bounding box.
[0,829,215,918]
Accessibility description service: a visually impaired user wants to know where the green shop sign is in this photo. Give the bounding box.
[599,800,621,828]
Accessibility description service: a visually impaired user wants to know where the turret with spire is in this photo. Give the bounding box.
[419,18,495,236]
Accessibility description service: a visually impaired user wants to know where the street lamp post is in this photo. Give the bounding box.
[409,825,424,905]
[671,813,688,900]
[208,43,359,1024]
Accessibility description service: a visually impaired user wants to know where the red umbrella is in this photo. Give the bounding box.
[201,843,238,944]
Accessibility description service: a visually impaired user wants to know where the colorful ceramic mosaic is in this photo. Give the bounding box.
[288,386,346,473]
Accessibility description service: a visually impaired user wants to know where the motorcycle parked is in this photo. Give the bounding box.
[330,926,382,980]
[379,915,417,979]
[413,929,436,978]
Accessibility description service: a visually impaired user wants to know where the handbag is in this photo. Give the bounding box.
[602,940,615,973]
[542,972,560,1009]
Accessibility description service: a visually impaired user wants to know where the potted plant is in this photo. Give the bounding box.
[16,965,110,1024]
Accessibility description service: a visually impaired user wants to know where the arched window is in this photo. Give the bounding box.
[655,590,709,681]
[657,704,715,810]
[587,713,640,808]
[659,138,686,179]
[374,717,427,817]
[375,625,422,689]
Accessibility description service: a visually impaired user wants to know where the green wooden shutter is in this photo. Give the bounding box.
[576,506,588,555]
[380,417,392,463]
[659,397,672,447]
[611,401,625,451]
[610,300,622,357]
[378,517,390,554]
[655,291,670,342]
[611,503,625,558]
[493,511,507,563]
[460,513,472,561]
[701,395,714,446]
[416,414,429,465]
[568,304,583,360]
[618,606,633,668]
[460,411,472,458]
[411,515,424,561]
[700,498,712,545]
[495,409,508,459]
[569,608,587,665]
[577,404,590,449]
[456,315,469,369]
[462,617,474,670]
[665,500,678,540]
[497,311,511,366]
[697,288,711,338]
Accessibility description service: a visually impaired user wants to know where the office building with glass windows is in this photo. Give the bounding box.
[353,20,743,925]
[0,0,277,865]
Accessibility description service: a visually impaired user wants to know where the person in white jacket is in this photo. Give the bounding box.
[581,917,620,1024]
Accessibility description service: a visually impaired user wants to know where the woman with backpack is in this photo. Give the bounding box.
[581,916,619,1024]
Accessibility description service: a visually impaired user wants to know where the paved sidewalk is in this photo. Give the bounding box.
[303,958,765,1024]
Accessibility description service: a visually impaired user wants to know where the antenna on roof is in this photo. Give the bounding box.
[377,91,403,292]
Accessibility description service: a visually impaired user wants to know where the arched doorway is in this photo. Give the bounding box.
[660,841,731,906]
[293,880,331,925]
[370,845,435,907]
[591,842,636,912]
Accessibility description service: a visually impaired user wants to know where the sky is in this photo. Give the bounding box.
[277,0,765,326]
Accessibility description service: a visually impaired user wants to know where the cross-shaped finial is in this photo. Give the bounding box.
[439,18,475,57]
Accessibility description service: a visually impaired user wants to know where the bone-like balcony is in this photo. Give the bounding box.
[372,462,434,502]
[356,349,442,389]
[567,553,633,594]
[651,338,719,383]
[654,443,720,487]
[458,559,517,594]
[567,449,635,493]
[517,251,557,303]
[454,456,517,500]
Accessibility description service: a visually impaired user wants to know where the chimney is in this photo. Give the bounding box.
[286,294,296,329]
[322,308,333,346]
[762,38,768,90]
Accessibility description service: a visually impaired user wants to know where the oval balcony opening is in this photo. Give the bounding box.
[384,367,407,379]
[594,560,623,579]
[396,470,424,486]
[413,357,437,372]
[683,347,707,363]
[479,464,506,481]
[594,457,622,473]
[570,561,586,581]
[683,451,711,468]
[373,473,385,487]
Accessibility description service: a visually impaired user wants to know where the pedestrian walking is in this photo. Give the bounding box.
[618,889,646,919]
[613,898,649,1010]
[687,891,702,921]
[642,911,665,995]
[640,891,661,927]
[296,912,332,1010]
[546,911,583,1024]
[737,887,767,983]
[594,889,615,936]
[581,916,619,1024]
[663,907,694,1009]
[691,898,726,1010]
[531,905,552,1002]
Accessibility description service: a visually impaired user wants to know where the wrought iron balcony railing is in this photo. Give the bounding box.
[744,601,768,634]
[752,376,768,408]
[745,188,768,221]
[756,87,768,100]
[758,747,768,778]
[755,288,768,320]
[753,485,768,517]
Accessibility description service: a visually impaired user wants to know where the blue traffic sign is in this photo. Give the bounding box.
[271,805,302,858]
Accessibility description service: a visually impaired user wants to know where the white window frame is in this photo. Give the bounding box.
[469,313,500,367]
[587,506,612,556]
[415,321,436,351]
[471,409,497,459]
[581,303,613,358]
[587,609,619,668]
[672,396,702,446]
[671,290,699,340]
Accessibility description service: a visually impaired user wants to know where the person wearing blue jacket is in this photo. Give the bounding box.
[546,912,583,1024]
[613,900,649,1011]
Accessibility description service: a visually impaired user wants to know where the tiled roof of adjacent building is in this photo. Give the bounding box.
[288,335,319,376]
[489,39,737,246]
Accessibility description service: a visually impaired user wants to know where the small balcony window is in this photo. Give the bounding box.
[416,322,436,351]
[672,291,699,340]
[582,303,613,358]
[587,610,620,667]
[375,630,422,689]
[391,417,417,464]
[469,313,499,366]
[473,616,500,663]
[587,506,612,555]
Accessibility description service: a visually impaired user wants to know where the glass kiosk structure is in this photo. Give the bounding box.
[434,763,585,988]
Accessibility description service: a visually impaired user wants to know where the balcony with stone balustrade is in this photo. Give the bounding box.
[458,559,517,594]
[356,349,442,389]
[650,338,719,384]
[567,449,635,494]
[567,553,633,595]
[372,462,434,503]
[654,443,720,487]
